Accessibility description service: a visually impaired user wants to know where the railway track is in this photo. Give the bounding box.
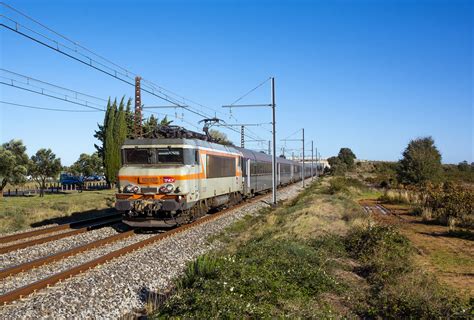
[359,199,400,218]
[0,214,122,254]
[0,192,272,305]
[0,230,135,280]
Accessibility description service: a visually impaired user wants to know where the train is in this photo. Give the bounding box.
[115,126,315,228]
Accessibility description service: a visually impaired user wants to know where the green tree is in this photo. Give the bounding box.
[104,99,117,185]
[112,97,128,182]
[143,114,159,137]
[0,140,29,196]
[95,97,133,185]
[70,153,103,177]
[209,129,234,146]
[29,148,62,197]
[326,147,356,175]
[338,148,357,168]
[125,98,134,138]
[457,161,470,172]
[397,137,443,185]
[327,156,347,175]
[142,114,173,138]
[94,98,111,160]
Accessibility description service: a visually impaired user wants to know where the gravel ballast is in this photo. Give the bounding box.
[0,227,121,269]
[0,181,311,319]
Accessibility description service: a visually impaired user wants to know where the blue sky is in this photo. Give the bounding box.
[1,0,472,165]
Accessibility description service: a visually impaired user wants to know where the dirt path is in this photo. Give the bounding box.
[359,199,474,300]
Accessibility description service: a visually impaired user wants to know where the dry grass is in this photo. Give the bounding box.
[0,190,116,234]
[379,189,432,208]
[421,207,433,221]
[372,202,474,301]
[283,196,366,239]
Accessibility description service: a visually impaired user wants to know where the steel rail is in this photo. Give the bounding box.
[0,213,121,244]
[0,230,135,279]
[0,191,274,305]
[0,216,122,254]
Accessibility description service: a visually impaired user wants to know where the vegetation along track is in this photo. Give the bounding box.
[0,214,122,254]
[0,189,278,305]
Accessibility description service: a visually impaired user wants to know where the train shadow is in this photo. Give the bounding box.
[30,208,117,228]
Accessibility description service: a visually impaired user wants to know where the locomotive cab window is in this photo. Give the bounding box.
[182,148,200,165]
[124,148,153,164]
[157,148,183,164]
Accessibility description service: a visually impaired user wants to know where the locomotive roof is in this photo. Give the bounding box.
[123,138,301,165]
[122,138,238,154]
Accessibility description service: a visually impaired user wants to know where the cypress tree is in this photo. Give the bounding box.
[113,97,128,178]
[104,99,117,185]
[125,98,134,138]
[94,98,111,159]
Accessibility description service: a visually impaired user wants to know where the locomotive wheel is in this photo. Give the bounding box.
[198,200,208,216]
[189,206,200,222]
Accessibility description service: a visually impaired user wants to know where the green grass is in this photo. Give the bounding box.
[430,250,474,274]
[345,225,469,318]
[0,190,116,233]
[153,177,471,318]
[157,236,345,318]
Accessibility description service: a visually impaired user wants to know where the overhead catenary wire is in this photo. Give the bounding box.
[0,68,107,103]
[1,3,269,143]
[142,109,201,131]
[0,100,102,112]
[281,128,303,141]
[0,80,105,111]
[0,18,186,109]
[229,77,271,106]
[1,14,251,138]
[0,4,233,121]
[0,2,223,115]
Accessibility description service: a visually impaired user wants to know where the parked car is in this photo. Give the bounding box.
[59,173,84,186]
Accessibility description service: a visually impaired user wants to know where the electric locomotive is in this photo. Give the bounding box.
[115,125,313,228]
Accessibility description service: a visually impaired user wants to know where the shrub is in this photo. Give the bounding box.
[364,162,399,188]
[327,177,368,195]
[345,225,413,285]
[157,237,341,318]
[344,225,468,318]
[327,178,348,194]
[177,255,218,289]
[424,182,474,228]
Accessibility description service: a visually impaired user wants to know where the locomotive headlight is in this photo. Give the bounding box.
[124,184,140,194]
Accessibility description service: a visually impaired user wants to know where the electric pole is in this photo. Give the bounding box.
[311,140,314,181]
[134,76,142,138]
[222,77,277,205]
[302,128,305,187]
[271,77,277,205]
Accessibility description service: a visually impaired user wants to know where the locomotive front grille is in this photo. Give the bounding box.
[141,187,159,194]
